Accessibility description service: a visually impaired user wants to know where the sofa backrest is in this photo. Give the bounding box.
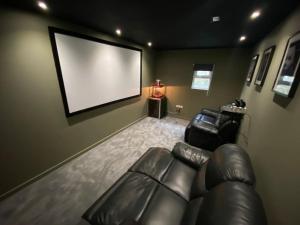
[195,182,267,225]
[205,144,256,190]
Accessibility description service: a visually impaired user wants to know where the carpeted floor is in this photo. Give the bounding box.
[0,116,188,225]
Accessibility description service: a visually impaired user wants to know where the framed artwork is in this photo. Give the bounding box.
[273,31,300,98]
[255,46,276,86]
[245,54,259,84]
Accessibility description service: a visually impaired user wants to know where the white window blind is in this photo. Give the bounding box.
[191,64,214,91]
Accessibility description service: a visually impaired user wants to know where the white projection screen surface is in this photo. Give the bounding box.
[50,28,142,116]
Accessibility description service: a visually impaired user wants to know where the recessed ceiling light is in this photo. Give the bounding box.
[250,10,261,20]
[37,1,48,10]
[212,16,220,23]
[239,35,247,42]
[147,42,152,47]
[115,29,122,36]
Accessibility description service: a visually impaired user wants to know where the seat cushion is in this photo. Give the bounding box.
[82,172,158,225]
[130,146,203,201]
[205,144,256,190]
[162,159,196,201]
[82,170,188,225]
[129,147,174,182]
[139,185,187,225]
[196,182,267,225]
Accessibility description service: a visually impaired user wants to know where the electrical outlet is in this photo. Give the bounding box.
[175,105,183,113]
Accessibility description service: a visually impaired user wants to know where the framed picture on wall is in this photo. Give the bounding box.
[245,54,259,85]
[255,46,276,87]
[273,31,300,98]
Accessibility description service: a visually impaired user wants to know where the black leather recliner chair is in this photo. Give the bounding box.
[82,142,267,225]
[185,101,245,151]
[184,108,241,150]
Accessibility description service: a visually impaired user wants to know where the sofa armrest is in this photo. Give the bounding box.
[200,108,220,118]
[172,142,211,169]
[191,120,219,135]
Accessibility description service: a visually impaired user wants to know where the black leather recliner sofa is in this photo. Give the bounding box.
[82,142,267,225]
[185,107,244,151]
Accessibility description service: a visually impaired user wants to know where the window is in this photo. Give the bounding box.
[191,64,214,91]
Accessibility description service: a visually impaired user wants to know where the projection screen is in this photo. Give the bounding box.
[49,27,142,116]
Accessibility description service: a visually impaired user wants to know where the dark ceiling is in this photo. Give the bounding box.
[2,0,300,49]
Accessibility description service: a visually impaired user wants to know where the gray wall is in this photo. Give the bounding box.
[238,6,300,225]
[155,48,252,119]
[0,7,155,196]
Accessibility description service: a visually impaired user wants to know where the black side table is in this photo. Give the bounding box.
[148,97,167,119]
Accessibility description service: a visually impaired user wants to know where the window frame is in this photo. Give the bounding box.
[191,64,215,91]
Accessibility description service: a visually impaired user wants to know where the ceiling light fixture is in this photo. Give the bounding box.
[239,35,247,42]
[147,42,152,47]
[212,16,220,23]
[250,10,261,20]
[115,29,122,36]
[37,1,48,10]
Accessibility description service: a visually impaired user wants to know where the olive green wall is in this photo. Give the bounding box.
[0,7,155,197]
[155,48,252,119]
[238,7,300,225]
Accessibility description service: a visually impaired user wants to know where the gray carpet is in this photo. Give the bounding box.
[0,116,188,225]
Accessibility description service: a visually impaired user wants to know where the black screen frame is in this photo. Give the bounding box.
[48,27,142,117]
